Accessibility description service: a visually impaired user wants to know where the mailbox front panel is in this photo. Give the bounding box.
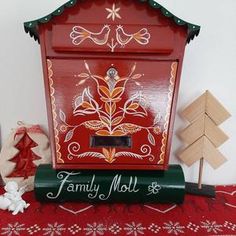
[47,58,178,169]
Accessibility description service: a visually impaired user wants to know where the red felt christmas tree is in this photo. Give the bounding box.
[7,132,41,179]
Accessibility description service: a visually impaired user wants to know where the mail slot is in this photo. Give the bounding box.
[91,136,132,148]
[24,0,200,170]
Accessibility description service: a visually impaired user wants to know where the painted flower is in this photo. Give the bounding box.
[73,87,100,116]
[43,222,65,236]
[84,223,106,236]
[1,222,25,236]
[59,125,68,133]
[124,222,146,236]
[147,182,161,195]
[123,91,148,117]
[163,221,185,235]
[106,4,121,21]
[201,220,223,234]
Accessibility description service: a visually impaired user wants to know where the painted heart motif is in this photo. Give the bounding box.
[216,190,236,209]
[144,204,177,213]
[59,203,94,215]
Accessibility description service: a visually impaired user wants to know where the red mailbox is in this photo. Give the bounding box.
[24,0,200,170]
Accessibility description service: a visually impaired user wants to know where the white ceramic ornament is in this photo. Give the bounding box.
[0,181,30,215]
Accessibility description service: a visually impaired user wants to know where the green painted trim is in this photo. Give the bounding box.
[24,0,200,44]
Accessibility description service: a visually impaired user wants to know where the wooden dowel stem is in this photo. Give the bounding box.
[198,158,204,189]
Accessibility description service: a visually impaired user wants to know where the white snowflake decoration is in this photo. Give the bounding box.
[109,223,122,235]
[43,222,65,236]
[106,4,121,21]
[68,224,82,235]
[27,224,41,235]
[201,220,223,234]
[124,222,146,236]
[148,223,161,234]
[1,222,25,236]
[84,223,106,236]
[163,221,185,235]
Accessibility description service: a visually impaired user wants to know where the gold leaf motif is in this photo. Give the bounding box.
[81,101,93,109]
[99,86,110,98]
[96,130,111,136]
[111,87,124,98]
[127,103,139,110]
[111,130,126,136]
[111,103,116,114]
[112,116,124,126]
[105,103,110,114]
[84,120,104,131]
[100,116,110,125]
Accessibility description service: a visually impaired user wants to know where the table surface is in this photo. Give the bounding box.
[0,185,235,236]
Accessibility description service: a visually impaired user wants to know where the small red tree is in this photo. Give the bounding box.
[7,132,41,179]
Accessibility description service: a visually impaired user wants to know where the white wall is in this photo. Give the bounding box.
[0,0,235,185]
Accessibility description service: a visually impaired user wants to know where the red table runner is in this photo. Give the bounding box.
[0,185,235,236]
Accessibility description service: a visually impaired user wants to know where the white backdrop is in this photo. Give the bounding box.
[0,0,236,184]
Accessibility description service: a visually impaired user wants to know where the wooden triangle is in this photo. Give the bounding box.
[181,93,206,123]
[179,114,228,147]
[181,90,231,124]
[205,91,231,125]
[204,115,228,147]
[203,137,227,169]
[178,136,227,168]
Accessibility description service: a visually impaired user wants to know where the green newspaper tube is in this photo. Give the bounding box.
[34,164,185,204]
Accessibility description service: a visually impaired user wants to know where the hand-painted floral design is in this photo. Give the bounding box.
[147,182,161,195]
[60,61,161,163]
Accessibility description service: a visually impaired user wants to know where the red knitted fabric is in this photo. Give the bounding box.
[0,185,235,236]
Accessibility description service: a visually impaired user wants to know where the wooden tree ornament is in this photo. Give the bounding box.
[178,90,231,195]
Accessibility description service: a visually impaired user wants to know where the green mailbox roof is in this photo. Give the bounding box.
[24,0,200,44]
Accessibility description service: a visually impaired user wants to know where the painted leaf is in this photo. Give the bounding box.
[100,116,110,125]
[84,120,104,130]
[128,103,139,110]
[111,87,124,98]
[111,103,116,114]
[84,61,90,73]
[78,73,89,78]
[135,81,141,86]
[154,113,161,125]
[132,74,142,80]
[99,86,110,98]
[105,103,110,114]
[96,130,111,136]
[81,101,93,109]
[111,130,126,136]
[64,129,74,142]
[130,63,136,76]
[148,132,156,146]
[112,116,123,126]
[59,110,66,122]
[77,79,87,86]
